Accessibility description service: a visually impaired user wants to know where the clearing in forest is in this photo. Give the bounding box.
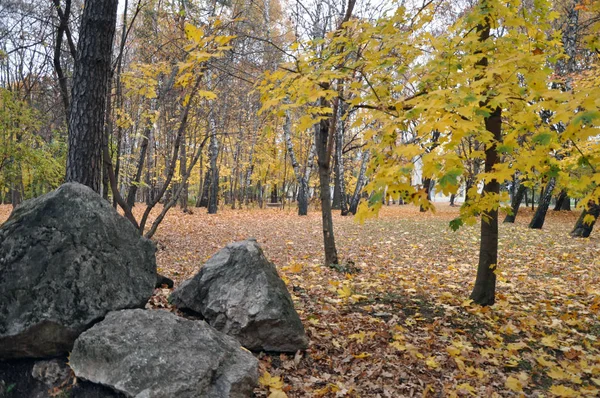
[3,204,597,397]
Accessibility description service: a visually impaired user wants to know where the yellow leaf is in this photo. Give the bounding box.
[336,285,352,299]
[425,356,440,369]
[259,371,284,390]
[353,352,371,359]
[541,335,559,348]
[288,262,303,273]
[390,341,406,351]
[456,383,476,396]
[197,90,217,100]
[349,331,366,343]
[447,346,461,357]
[536,355,556,367]
[547,367,569,380]
[549,385,579,397]
[505,376,523,392]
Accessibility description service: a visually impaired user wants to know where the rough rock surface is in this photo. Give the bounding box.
[0,183,156,358]
[170,239,308,352]
[69,309,258,398]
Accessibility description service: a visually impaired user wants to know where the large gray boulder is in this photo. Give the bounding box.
[0,183,156,358]
[170,239,308,352]
[69,309,258,398]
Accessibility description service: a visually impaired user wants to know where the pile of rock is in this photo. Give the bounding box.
[0,183,307,397]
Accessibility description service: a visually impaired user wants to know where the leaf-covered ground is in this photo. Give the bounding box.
[1,203,598,397]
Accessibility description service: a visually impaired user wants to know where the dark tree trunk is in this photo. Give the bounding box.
[470,15,499,307]
[470,107,501,306]
[561,194,571,210]
[179,136,188,212]
[529,177,556,229]
[554,190,571,211]
[420,178,434,212]
[297,180,309,215]
[571,202,599,238]
[316,111,338,265]
[65,0,119,193]
[126,133,148,207]
[504,183,526,223]
[52,0,73,118]
[208,166,219,214]
[270,183,278,203]
[199,171,210,207]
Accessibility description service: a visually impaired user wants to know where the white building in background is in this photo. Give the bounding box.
[409,156,467,204]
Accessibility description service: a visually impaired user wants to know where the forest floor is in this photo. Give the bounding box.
[1,203,599,397]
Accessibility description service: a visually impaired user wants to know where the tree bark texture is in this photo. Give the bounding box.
[65,0,119,193]
[316,111,338,265]
[349,150,370,215]
[283,110,315,215]
[529,177,556,229]
[503,183,526,223]
[332,100,346,211]
[571,202,599,238]
[470,12,499,307]
[554,189,571,211]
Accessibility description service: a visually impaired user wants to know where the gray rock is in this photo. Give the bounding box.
[69,309,258,398]
[170,239,308,352]
[0,183,156,359]
[31,359,71,387]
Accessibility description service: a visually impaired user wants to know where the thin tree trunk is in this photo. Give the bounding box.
[316,112,338,265]
[126,132,148,207]
[283,110,316,215]
[470,13,499,307]
[529,177,556,229]
[504,183,526,223]
[420,178,434,212]
[179,133,189,212]
[332,100,346,210]
[206,118,219,214]
[349,150,370,215]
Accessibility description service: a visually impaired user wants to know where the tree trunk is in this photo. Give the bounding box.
[199,170,211,207]
[270,183,278,203]
[282,110,315,215]
[529,177,556,229]
[126,132,148,207]
[349,151,370,215]
[504,183,526,223]
[65,0,119,193]
[571,202,599,238]
[420,178,434,212]
[470,107,501,306]
[554,189,571,211]
[470,15,499,307]
[179,135,189,212]
[332,100,346,210]
[315,109,338,265]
